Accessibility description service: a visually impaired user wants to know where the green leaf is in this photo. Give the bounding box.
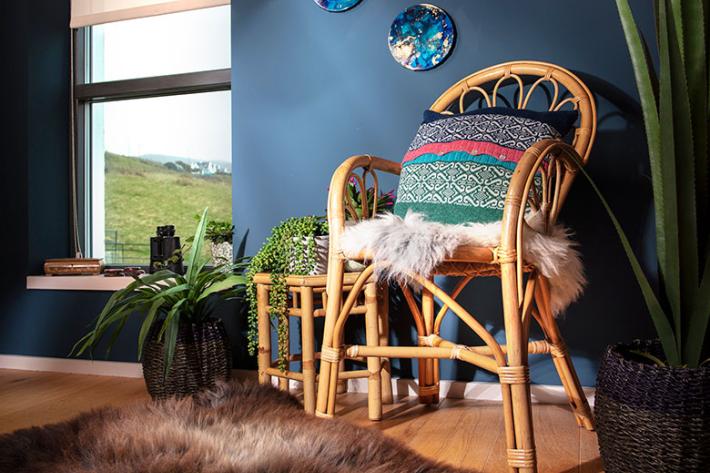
[681,0,709,260]
[137,298,164,360]
[149,283,189,301]
[664,0,700,357]
[104,314,130,358]
[196,275,246,303]
[685,255,710,366]
[161,299,185,377]
[186,208,209,284]
[573,157,680,365]
[616,1,681,331]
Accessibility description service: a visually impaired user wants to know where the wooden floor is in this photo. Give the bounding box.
[0,369,602,472]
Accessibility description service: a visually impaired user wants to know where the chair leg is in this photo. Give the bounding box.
[501,263,537,473]
[418,285,439,404]
[300,286,316,414]
[316,262,345,418]
[534,277,594,430]
[364,282,383,420]
[257,284,271,386]
[377,283,393,405]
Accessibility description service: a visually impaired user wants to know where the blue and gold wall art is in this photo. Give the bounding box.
[388,4,455,71]
[314,0,362,13]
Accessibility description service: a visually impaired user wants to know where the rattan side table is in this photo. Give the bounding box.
[254,272,392,414]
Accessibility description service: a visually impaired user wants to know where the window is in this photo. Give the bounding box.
[75,6,231,266]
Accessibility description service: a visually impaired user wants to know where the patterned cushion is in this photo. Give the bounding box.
[393,107,578,224]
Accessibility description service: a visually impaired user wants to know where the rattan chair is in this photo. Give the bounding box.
[315,61,596,473]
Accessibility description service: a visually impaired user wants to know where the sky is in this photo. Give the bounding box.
[94,6,231,163]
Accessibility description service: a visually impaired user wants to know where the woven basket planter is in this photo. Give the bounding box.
[595,340,710,473]
[142,317,232,400]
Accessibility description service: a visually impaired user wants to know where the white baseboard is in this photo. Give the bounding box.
[0,355,594,405]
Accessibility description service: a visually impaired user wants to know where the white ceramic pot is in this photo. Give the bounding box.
[209,241,233,264]
[289,236,329,275]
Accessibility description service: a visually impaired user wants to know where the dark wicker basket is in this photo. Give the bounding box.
[142,317,231,400]
[595,340,710,473]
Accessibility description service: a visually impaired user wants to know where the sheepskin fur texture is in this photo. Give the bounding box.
[0,381,472,473]
[340,212,585,315]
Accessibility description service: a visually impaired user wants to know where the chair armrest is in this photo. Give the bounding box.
[327,155,401,260]
[500,138,583,297]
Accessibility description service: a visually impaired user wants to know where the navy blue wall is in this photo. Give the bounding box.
[0,1,657,388]
[232,0,658,386]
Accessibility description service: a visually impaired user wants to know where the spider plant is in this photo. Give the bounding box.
[72,208,247,374]
[580,1,709,367]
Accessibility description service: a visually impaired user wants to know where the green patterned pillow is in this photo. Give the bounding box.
[393,107,578,224]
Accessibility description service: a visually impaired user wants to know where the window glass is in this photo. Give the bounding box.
[90,91,231,265]
[90,6,230,82]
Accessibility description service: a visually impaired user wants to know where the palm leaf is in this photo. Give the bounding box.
[657,0,686,348]
[686,253,710,366]
[662,0,700,362]
[196,275,246,303]
[617,0,681,325]
[574,159,680,364]
[161,299,185,376]
[186,208,209,284]
[137,298,165,360]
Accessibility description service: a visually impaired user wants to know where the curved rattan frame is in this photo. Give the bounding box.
[316,61,596,473]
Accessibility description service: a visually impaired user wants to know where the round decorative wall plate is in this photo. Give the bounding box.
[388,4,455,71]
[314,0,362,13]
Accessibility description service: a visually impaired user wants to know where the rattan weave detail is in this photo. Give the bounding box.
[498,366,530,384]
[506,448,536,469]
[595,340,710,473]
[142,318,231,400]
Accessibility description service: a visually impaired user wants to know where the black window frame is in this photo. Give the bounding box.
[73,22,231,268]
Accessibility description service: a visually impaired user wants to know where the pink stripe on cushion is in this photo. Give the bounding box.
[403,140,524,164]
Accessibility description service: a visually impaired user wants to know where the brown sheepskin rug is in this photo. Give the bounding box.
[0,381,474,473]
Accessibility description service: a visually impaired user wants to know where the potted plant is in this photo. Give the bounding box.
[206,219,234,263]
[345,177,395,221]
[245,215,329,370]
[578,2,710,471]
[73,209,247,399]
[244,183,395,370]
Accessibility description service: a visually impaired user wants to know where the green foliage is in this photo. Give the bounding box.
[345,179,395,220]
[72,208,247,376]
[245,216,328,370]
[609,0,709,367]
[205,220,234,245]
[187,216,234,245]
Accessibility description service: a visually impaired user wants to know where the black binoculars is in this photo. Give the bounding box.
[149,225,184,274]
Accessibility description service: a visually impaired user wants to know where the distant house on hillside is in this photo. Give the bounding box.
[190,161,227,175]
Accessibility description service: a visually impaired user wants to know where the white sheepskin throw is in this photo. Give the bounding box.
[339,212,585,315]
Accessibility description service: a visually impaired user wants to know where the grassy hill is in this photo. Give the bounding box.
[105,152,231,265]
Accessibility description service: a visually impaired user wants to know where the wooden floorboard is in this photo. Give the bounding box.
[0,369,601,472]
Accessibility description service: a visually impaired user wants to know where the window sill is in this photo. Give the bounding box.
[26,275,133,291]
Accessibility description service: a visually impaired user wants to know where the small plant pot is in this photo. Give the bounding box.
[595,339,710,473]
[141,317,231,400]
[210,241,233,264]
[288,235,329,275]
